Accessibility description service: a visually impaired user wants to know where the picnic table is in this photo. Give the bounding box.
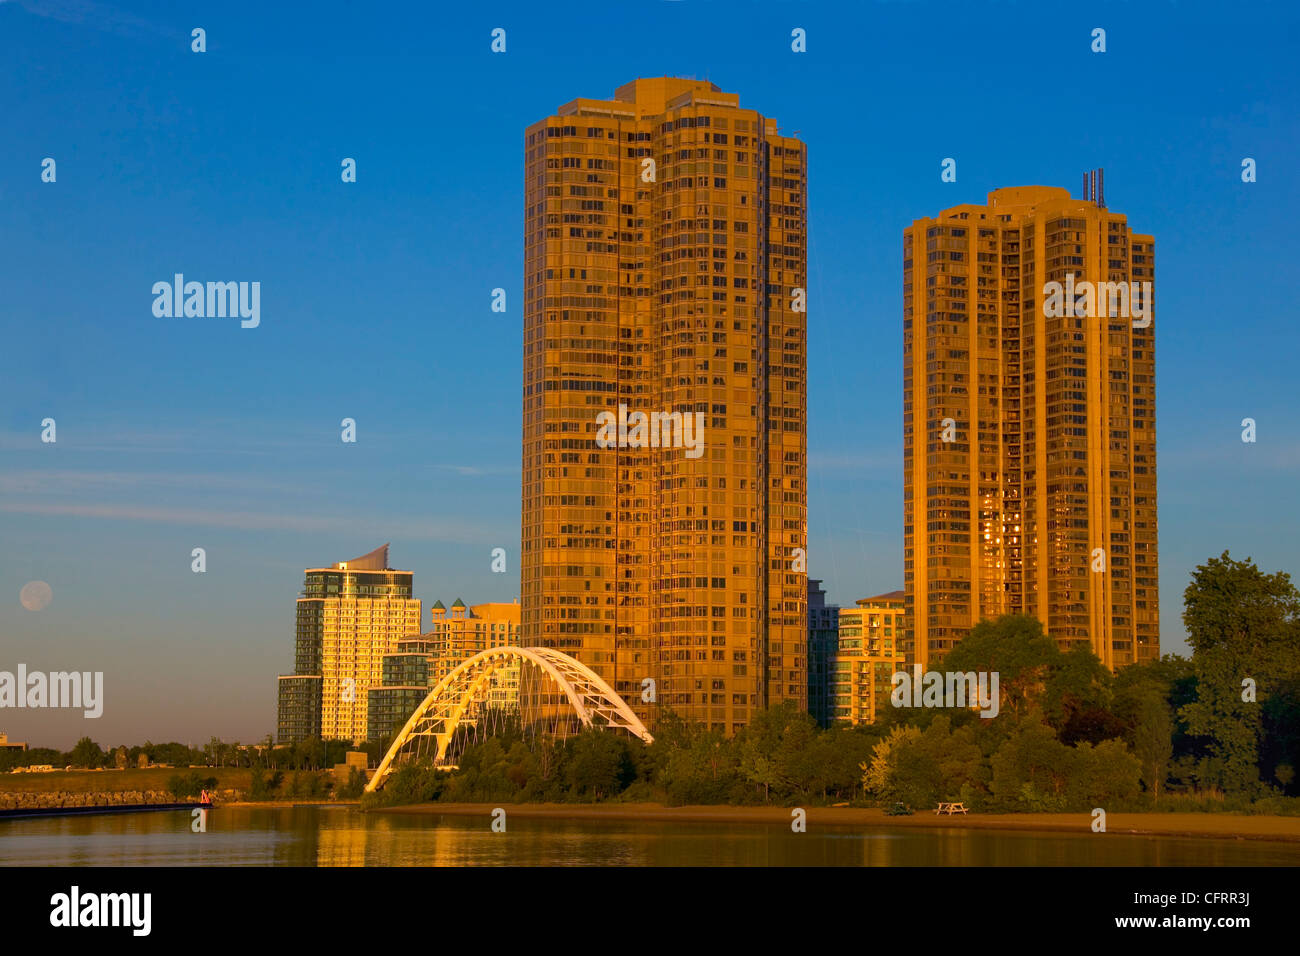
[935,802,968,815]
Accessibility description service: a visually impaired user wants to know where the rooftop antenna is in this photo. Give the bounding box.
[1081,168,1106,208]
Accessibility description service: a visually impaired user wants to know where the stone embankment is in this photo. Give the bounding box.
[0,788,242,810]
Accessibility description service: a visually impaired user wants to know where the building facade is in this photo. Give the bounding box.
[426,600,522,689]
[807,579,840,727]
[276,675,322,743]
[275,544,421,744]
[832,591,906,725]
[903,180,1158,671]
[365,636,437,744]
[522,77,808,734]
[367,600,522,742]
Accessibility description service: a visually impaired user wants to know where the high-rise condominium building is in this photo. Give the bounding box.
[367,599,522,742]
[275,544,422,744]
[425,599,522,687]
[807,579,840,727]
[522,78,808,733]
[832,591,905,725]
[903,178,1158,671]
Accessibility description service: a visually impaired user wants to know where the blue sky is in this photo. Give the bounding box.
[2,0,1298,747]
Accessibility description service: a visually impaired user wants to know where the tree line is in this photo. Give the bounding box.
[1,734,389,775]
[363,552,1300,813]
[11,551,1296,815]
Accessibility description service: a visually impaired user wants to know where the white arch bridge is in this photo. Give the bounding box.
[365,646,653,792]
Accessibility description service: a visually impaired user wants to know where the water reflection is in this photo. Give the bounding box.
[1,807,1297,867]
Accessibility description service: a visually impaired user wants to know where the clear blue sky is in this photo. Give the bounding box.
[2,0,1297,747]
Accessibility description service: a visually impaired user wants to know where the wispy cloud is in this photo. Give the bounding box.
[0,469,302,496]
[4,0,177,39]
[0,425,372,457]
[0,500,502,544]
[434,463,519,477]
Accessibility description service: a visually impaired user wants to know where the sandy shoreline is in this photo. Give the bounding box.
[374,802,1300,844]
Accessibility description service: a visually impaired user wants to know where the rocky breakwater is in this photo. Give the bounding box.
[0,788,241,810]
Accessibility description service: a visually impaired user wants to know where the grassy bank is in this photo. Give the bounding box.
[376,802,1300,843]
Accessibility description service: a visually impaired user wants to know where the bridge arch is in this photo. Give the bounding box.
[366,646,653,792]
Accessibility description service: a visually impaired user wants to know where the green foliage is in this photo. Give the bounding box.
[941,615,1060,717]
[1180,551,1300,795]
[989,720,1076,811]
[1043,644,1125,744]
[248,767,284,800]
[337,768,367,800]
[656,723,743,805]
[986,717,1140,812]
[140,741,202,767]
[286,771,330,799]
[360,762,449,809]
[66,737,106,769]
[359,555,1300,813]
[91,551,1293,817]
[862,726,921,803]
[564,730,634,800]
[167,771,217,799]
[0,746,62,772]
[862,717,985,808]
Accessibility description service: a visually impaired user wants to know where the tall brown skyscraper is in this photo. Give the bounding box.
[522,78,808,733]
[903,180,1158,671]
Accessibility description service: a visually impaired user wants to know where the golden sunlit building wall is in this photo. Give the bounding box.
[278,544,422,745]
[903,178,1158,672]
[367,599,522,742]
[832,591,906,725]
[428,599,522,706]
[522,78,808,733]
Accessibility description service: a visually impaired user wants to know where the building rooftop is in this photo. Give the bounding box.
[857,590,905,606]
[334,543,390,571]
[553,77,761,124]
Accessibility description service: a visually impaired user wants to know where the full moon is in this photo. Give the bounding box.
[20,580,53,612]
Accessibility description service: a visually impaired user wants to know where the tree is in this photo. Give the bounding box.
[248,767,268,799]
[802,727,880,803]
[1043,644,1125,744]
[734,703,820,802]
[862,725,921,802]
[658,725,740,805]
[941,615,1061,717]
[739,751,783,803]
[862,718,983,809]
[1181,551,1300,794]
[204,736,228,768]
[1129,689,1174,803]
[564,730,632,801]
[67,737,105,769]
[1261,676,1300,795]
[337,767,367,799]
[989,720,1075,811]
[167,771,217,799]
[1069,738,1142,809]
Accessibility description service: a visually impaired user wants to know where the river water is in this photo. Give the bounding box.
[2,806,1297,866]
